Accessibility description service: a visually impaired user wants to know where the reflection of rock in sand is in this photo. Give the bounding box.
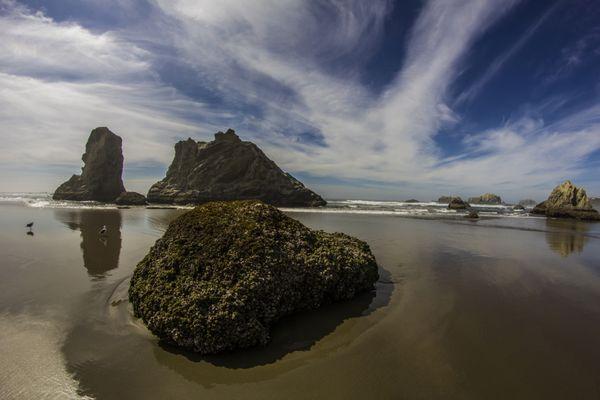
[54,210,122,277]
[545,219,589,257]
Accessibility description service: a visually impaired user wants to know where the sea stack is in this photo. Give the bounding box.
[532,181,600,220]
[147,129,326,206]
[129,200,378,354]
[448,197,470,210]
[468,193,502,205]
[53,127,125,202]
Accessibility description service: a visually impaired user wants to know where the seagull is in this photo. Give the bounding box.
[26,222,34,229]
[99,225,107,236]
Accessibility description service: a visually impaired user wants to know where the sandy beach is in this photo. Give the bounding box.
[2,200,600,399]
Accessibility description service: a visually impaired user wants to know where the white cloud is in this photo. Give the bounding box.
[0,1,150,82]
[1,0,600,199]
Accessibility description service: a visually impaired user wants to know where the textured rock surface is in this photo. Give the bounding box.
[468,193,502,204]
[448,197,470,210]
[147,129,326,206]
[53,127,125,202]
[115,191,147,205]
[532,181,599,220]
[129,200,378,354]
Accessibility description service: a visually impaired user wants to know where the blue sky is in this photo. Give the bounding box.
[1,0,599,201]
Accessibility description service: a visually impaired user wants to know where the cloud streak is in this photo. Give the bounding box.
[1,0,600,200]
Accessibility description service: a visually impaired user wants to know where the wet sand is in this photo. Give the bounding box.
[1,204,600,399]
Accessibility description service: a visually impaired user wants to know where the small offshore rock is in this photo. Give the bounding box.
[465,210,479,219]
[115,191,147,206]
[129,200,379,354]
[448,197,470,210]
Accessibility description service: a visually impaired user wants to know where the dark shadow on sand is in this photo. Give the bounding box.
[157,266,394,370]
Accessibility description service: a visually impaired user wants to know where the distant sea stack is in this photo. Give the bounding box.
[147,129,326,207]
[53,127,125,202]
[532,181,600,221]
[468,193,502,205]
[448,197,470,210]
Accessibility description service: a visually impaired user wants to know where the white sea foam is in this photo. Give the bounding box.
[0,192,529,218]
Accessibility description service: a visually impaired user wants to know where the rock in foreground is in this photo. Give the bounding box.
[532,181,600,221]
[129,200,378,354]
[468,193,502,204]
[53,127,125,202]
[115,191,147,205]
[147,129,326,207]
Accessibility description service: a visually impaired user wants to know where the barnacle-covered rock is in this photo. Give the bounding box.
[129,200,379,354]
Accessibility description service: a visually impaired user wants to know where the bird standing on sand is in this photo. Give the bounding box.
[99,225,107,236]
[26,222,34,229]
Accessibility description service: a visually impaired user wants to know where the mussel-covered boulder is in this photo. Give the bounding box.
[532,181,600,221]
[129,200,379,354]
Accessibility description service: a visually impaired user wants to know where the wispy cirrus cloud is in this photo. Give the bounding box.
[1,0,600,199]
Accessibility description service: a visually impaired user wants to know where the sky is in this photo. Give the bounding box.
[1,0,599,201]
